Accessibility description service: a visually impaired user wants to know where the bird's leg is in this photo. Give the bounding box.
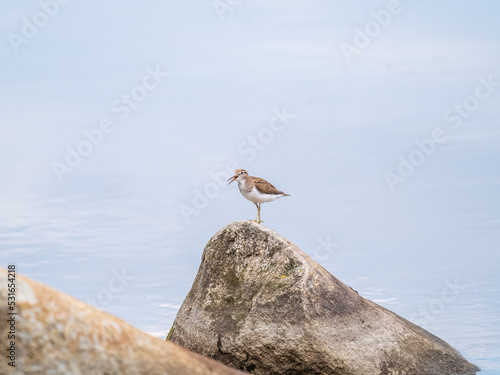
[252,203,263,224]
[253,203,260,223]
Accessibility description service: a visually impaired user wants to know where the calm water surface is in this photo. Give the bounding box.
[2,2,499,374]
[1,173,498,374]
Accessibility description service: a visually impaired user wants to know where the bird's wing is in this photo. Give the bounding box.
[253,178,284,195]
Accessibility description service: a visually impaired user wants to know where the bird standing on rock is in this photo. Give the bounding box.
[227,169,290,224]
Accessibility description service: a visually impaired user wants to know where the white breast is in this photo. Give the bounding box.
[239,185,282,204]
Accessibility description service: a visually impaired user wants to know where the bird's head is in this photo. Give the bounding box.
[227,169,248,184]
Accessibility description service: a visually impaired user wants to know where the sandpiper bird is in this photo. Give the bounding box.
[227,169,290,224]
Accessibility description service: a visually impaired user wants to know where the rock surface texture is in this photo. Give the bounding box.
[0,268,246,375]
[169,221,479,375]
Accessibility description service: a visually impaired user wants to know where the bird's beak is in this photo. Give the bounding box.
[227,175,237,184]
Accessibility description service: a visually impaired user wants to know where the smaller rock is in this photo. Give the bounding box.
[0,268,246,375]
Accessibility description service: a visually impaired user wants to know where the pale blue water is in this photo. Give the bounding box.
[1,1,499,373]
[1,170,498,373]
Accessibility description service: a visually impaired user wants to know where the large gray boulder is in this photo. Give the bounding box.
[169,221,479,375]
[0,268,246,375]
